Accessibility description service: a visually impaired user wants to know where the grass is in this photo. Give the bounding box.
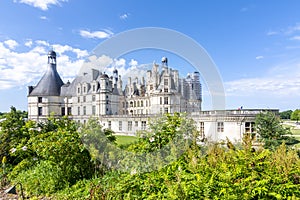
[115,135,138,146]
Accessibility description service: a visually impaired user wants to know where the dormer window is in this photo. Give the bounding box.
[38,97,42,103]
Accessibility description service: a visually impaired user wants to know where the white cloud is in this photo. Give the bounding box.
[225,59,300,98]
[4,40,18,50]
[40,16,48,20]
[0,39,87,90]
[24,39,33,47]
[120,13,129,20]
[79,30,113,39]
[266,31,278,36]
[14,0,68,11]
[290,36,300,41]
[285,23,300,35]
[255,55,264,60]
[129,59,138,67]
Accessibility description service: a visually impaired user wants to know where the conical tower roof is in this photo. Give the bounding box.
[29,50,64,96]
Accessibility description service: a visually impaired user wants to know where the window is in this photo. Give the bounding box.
[141,101,143,107]
[67,107,72,115]
[83,106,86,115]
[146,100,148,107]
[160,108,163,114]
[108,121,111,129]
[164,97,169,105]
[78,107,80,115]
[93,85,95,91]
[134,101,136,107]
[92,105,96,115]
[137,101,140,107]
[141,121,147,130]
[199,122,204,137]
[78,97,80,103]
[245,122,255,134]
[77,87,80,94]
[164,107,168,113]
[38,97,42,103]
[83,96,86,102]
[135,121,138,127]
[83,86,86,93]
[38,107,42,116]
[92,95,96,102]
[61,107,65,116]
[122,102,125,108]
[164,88,168,93]
[150,85,153,90]
[217,122,224,133]
[128,121,132,131]
[164,79,168,86]
[119,121,122,131]
[160,97,162,105]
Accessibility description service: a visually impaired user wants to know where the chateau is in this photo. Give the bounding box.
[28,50,278,142]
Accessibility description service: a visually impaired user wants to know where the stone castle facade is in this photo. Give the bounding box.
[28,50,278,142]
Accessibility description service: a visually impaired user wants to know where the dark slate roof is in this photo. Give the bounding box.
[29,64,64,96]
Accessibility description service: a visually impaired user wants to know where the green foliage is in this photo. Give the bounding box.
[291,109,300,122]
[280,110,293,119]
[2,112,300,199]
[255,111,292,150]
[91,141,300,199]
[0,106,28,166]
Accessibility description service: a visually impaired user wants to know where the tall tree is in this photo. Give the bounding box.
[291,109,300,122]
[279,110,293,119]
[255,111,292,150]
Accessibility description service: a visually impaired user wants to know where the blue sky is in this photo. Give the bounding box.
[1,0,300,112]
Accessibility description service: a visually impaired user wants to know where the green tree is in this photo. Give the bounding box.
[0,107,28,165]
[291,109,300,122]
[255,111,292,150]
[279,110,293,119]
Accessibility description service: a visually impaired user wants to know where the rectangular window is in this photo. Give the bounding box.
[67,107,72,115]
[38,107,42,116]
[78,97,80,103]
[164,88,168,93]
[164,107,168,113]
[83,96,86,102]
[160,97,162,105]
[93,85,95,91]
[245,122,255,134]
[92,95,96,102]
[141,121,147,130]
[83,87,86,93]
[164,79,168,86]
[61,107,65,116]
[119,121,122,131]
[164,97,169,105]
[150,85,153,90]
[217,122,224,133]
[78,107,80,115]
[108,121,111,129]
[135,121,138,127]
[77,87,80,94]
[92,105,96,115]
[141,101,143,107]
[199,122,204,137]
[83,106,86,115]
[128,121,132,131]
[38,97,42,103]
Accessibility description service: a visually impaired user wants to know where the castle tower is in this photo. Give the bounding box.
[28,50,64,120]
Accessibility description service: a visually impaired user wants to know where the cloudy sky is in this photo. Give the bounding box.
[1,0,300,112]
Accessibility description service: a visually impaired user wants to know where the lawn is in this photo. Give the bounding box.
[115,135,138,146]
